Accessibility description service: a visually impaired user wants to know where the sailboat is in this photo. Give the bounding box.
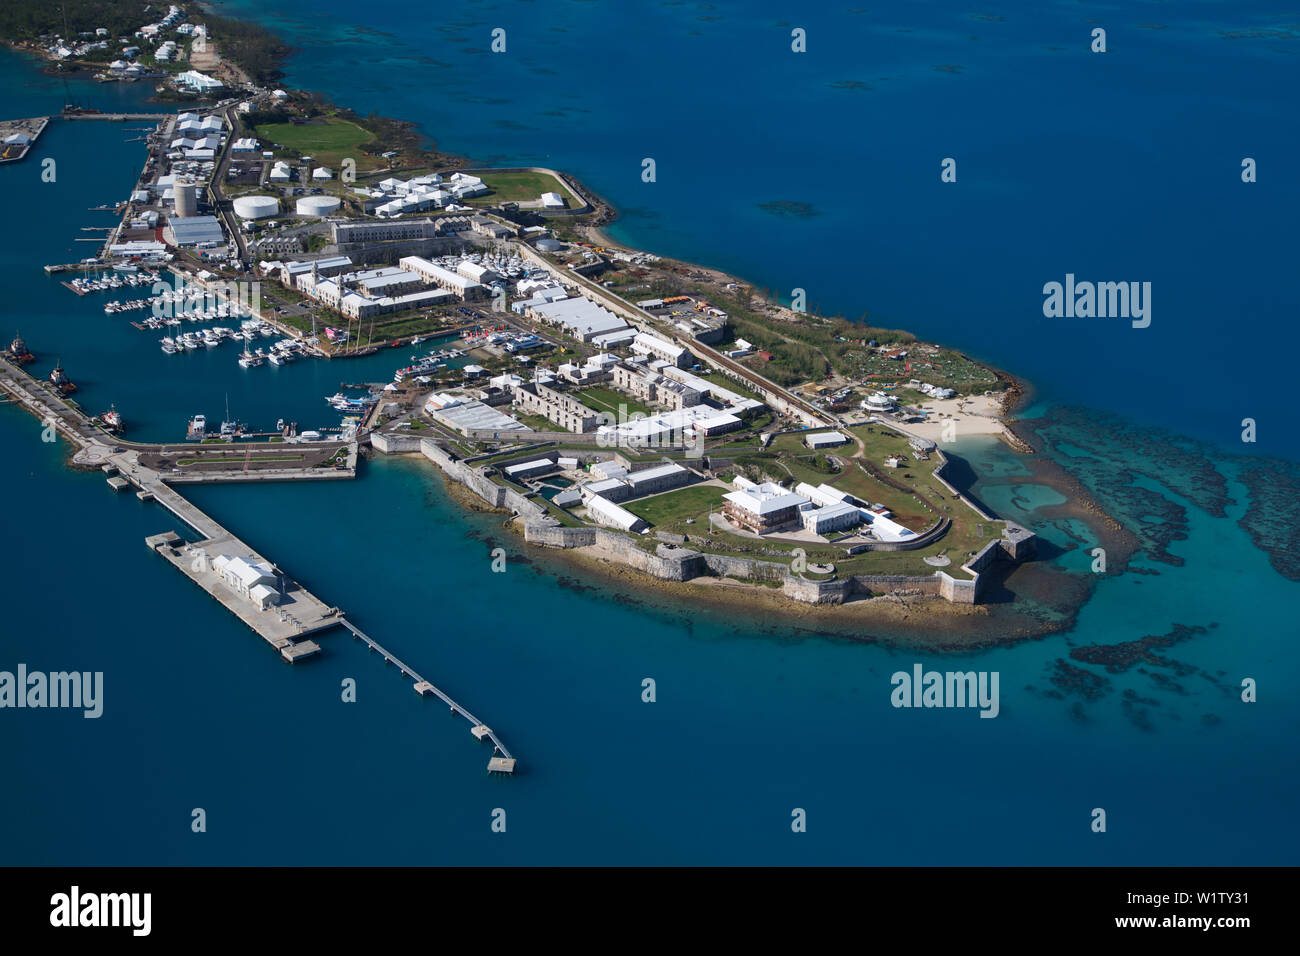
[219,394,239,438]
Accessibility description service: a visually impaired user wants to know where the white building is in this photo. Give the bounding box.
[211,554,280,610]
[624,462,692,497]
[722,481,808,533]
[863,391,896,412]
[175,70,223,93]
[523,296,628,342]
[398,256,484,299]
[584,494,646,532]
[631,332,690,368]
[800,500,862,535]
[804,431,849,450]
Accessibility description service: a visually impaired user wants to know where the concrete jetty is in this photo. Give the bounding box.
[0,116,48,165]
[342,620,517,773]
[2,354,516,769]
[55,112,172,122]
[146,531,337,662]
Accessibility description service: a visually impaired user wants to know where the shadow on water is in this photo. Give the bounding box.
[937,448,1000,519]
[1027,536,1070,563]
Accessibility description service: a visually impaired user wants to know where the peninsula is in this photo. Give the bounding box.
[0,0,1103,636]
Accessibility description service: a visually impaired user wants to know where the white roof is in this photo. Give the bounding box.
[504,457,554,476]
[694,412,742,432]
[795,482,850,508]
[626,462,686,485]
[528,296,627,338]
[584,494,644,532]
[723,482,807,516]
[869,512,917,542]
[219,555,275,588]
[806,431,848,447]
[249,583,278,603]
[583,477,627,496]
[631,332,687,360]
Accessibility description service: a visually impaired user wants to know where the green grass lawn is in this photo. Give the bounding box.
[177,455,305,465]
[624,484,725,527]
[695,370,767,402]
[252,118,376,166]
[470,170,579,205]
[575,386,651,419]
[511,411,559,432]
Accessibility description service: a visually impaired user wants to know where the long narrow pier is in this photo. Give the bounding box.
[55,112,172,122]
[2,355,516,773]
[340,620,517,773]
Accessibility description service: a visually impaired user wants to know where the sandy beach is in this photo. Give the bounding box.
[890,394,1010,442]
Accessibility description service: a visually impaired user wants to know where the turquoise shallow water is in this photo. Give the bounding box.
[0,5,1297,864]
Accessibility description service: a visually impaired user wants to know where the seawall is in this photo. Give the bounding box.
[383,437,1035,606]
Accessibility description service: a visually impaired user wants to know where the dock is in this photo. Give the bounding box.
[54,112,172,122]
[145,531,336,662]
[2,353,516,772]
[342,620,517,773]
[0,116,48,165]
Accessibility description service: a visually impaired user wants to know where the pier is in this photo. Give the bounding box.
[0,116,48,165]
[340,620,517,773]
[0,357,350,662]
[54,112,172,122]
[2,354,516,771]
[146,530,338,663]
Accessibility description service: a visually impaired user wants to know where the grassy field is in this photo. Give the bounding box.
[252,118,376,166]
[624,484,725,527]
[472,170,579,205]
[575,386,652,419]
[511,411,558,432]
[695,370,767,403]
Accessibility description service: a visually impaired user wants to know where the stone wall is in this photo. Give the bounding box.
[523,523,702,580]
[414,438,1038,608]
[699,552,789,583]
[369,432,423,454]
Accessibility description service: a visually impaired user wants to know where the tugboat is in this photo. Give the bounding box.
[98,404,123,433]
[8,334,34,364]
[49,361,77,395]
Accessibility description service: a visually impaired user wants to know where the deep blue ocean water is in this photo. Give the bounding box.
[1,2,1297,865]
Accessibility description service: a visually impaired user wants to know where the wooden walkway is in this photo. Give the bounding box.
[340,619,517,773]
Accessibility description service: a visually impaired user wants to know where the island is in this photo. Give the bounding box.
[2,0,1056,631]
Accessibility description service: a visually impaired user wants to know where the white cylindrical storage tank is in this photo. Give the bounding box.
[173,181,197,218]
[233,195,279,220]
[295,195,341,216]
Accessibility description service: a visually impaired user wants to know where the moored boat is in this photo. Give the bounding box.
[8,334,34,364]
